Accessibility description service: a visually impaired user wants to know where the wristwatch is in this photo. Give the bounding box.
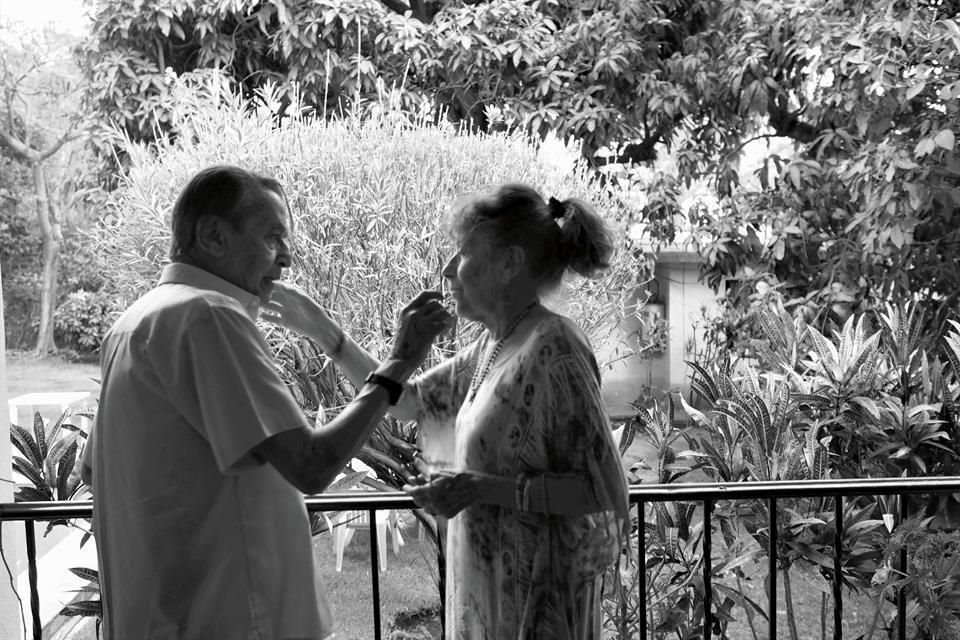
[364,372,404,405]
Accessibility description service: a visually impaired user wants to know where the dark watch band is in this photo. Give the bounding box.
[364,372,404,405]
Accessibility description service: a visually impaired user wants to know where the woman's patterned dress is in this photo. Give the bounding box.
[412,315,629,640]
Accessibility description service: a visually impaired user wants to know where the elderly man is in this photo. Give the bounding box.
[80,165,450,640]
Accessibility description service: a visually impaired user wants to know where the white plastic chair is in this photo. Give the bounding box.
[333,509,402,572]
[330,459,404,572]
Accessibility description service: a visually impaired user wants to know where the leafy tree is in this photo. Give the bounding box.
[668,0,960,351]
[80,0,960,350]
[0,25,92,354]
[81,0,851,169]
[79,0,715,164]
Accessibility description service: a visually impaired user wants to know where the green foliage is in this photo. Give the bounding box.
[604,499,765,638]
[622,295,960,638]
[632,396,698,485]
[10,409,88,505]
[683,296,960,482]
[1,22,103,354]
[0,205,43,347]
[669,0,960,352]
[9,406,101,625]
[54,288,117,354]
[873,516,960,639]
[79,1,960,361]
[77,0,722,164]
[604,398,766,638]
[58,567,102,623]
[9,406,92,559]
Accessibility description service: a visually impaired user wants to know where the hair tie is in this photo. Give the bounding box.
[548,197,566,220]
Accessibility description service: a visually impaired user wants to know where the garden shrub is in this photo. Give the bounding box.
[54,288,116,356]
[0,205,43,348]
[616,296,960,639]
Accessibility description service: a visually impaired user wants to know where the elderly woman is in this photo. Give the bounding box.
[266,183,628,640]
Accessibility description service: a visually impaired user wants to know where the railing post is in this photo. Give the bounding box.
[703,498,712,639]
[833,495,843,640]
[638,500,646,640]
[898,495,907,640]
[768,496,777,640]
[0,270,25,640]
[23,521,39,640]
[437,519,445,637]
[368,509,382,640]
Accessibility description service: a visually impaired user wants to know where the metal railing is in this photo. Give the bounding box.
[3,476,960,640]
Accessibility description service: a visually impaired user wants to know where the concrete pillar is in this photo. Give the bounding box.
[0,261,25,639]
[659,252,719,397]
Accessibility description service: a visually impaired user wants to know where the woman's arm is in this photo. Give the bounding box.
[261,282,420,420]
[481,472,607,516]
[406,470,607,518]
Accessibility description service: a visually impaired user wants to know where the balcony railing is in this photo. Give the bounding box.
[3,476,960,640]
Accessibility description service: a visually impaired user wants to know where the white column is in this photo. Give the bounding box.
[0,261,25,639]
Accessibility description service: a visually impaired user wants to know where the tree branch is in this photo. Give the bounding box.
[36,129,81,163]
[378,0,412,16]
[596,139,659,165]
[767,93,821,143]
[0,126,34,161]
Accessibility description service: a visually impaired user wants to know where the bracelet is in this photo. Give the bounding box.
[327,327,346,359]
[364,372,404,405]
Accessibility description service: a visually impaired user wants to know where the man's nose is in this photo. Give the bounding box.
[441,255,457,277]
[276,242,292,268]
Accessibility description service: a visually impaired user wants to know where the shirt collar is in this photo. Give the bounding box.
[158,263,262,319]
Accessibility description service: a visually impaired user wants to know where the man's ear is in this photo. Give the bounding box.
[193,215,229,258]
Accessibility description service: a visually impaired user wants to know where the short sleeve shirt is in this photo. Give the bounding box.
[82,263,331,640]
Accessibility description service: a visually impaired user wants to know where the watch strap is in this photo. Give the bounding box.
[364,372,404,405]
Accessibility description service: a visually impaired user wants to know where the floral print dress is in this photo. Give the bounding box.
[411,315,629,640]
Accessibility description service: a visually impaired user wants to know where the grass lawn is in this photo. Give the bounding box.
[3,351,101,400]
[45,517,443,640]
[316,514,442,639]
[722,562,895,640]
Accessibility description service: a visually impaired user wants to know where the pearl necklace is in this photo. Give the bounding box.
[467,301,539,402]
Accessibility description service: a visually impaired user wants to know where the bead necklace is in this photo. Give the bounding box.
[467,301,539,402]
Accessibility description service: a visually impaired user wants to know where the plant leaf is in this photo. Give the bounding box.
[10,424,42,469]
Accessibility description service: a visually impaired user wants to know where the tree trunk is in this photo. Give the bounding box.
[32,162,61,356]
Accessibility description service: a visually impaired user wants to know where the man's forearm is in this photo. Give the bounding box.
[302,359,414,492]
[323,333,419,421]
[301,384,393,492]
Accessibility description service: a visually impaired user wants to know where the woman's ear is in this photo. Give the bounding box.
[193,215,228,258]
[500,245,526,282]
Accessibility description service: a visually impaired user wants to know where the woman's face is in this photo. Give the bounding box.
[442,230,501,325]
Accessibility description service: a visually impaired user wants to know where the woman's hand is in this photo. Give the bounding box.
[389,291,454,367]
[261,282,334,341]
[403,470,484,519]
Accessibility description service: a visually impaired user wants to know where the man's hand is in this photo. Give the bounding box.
[389,291,453,367]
